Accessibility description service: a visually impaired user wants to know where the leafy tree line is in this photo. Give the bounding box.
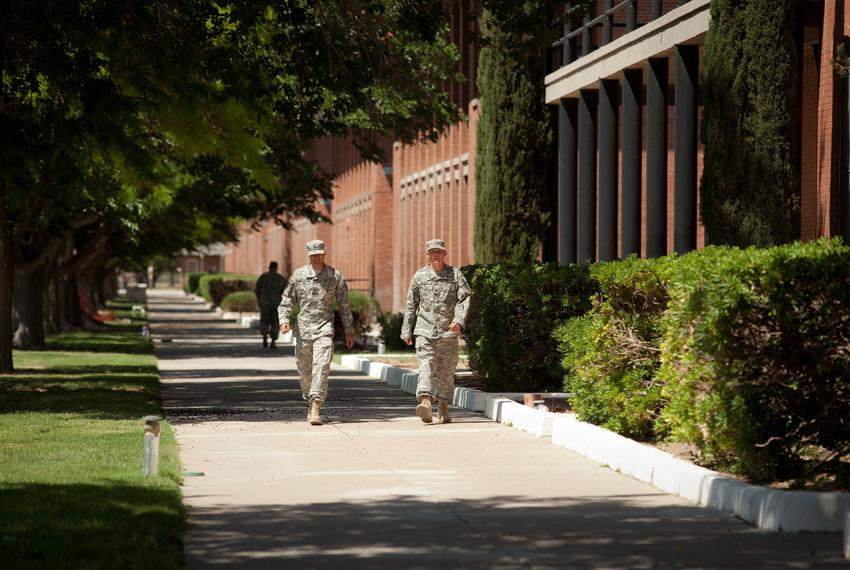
[0,0,463,372]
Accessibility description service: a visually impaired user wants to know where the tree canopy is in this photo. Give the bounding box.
[0,0,463,370]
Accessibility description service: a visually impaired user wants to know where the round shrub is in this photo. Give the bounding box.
[557,255,676,440]
[379,311,413,352]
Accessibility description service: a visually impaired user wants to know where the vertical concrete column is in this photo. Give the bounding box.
[621,68,643,258]
[558,98,578,265]
[646,57,668,259]
[674,44,699,255]
[578,89,598,264]
[598,78,619,261]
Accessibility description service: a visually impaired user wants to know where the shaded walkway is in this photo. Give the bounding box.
[149,289,844,569]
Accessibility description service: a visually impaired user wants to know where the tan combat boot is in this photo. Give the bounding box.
[416,395,433,424]
[438,401,452,424]
[308,400,323,426]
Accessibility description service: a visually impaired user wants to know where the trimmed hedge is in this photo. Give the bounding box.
[658,240,850,484]
[462,263,596,392]
[197,273,257,307]
[557,256,676,440]
[220,291,259,312]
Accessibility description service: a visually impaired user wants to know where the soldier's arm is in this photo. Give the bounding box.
[400,277,419,340]
[335,272,355,335]
[254,274,263,298]
[452,269,472,329]
[278,278,297,325]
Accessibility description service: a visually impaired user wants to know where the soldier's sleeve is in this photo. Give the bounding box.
[453,268,472,329]
[254,274,263,298]
[400,276,419,340]
[335,272,355,335]
[278,277,296,324]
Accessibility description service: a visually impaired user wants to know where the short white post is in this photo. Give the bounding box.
[143,415,161,477]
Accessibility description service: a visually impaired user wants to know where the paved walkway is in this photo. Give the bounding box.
[149,289,845,569]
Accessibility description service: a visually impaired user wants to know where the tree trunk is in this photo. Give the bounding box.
[0,182,14,372]
[44,257,60,336]
[12,264,47,349]
[0,224,14,372]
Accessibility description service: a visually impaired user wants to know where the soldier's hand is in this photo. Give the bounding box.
[345,333,354,349]
[280,323,290,334]
[403,337,413,346]
[448,322,462,333]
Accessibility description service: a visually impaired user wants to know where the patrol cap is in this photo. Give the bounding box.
[425,239,446,251]
[306,239,325,255]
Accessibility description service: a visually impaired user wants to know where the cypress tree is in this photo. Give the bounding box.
[474,4,553,263]
[700,0,800,246]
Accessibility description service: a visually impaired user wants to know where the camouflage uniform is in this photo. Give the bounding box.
[401,263,471,405]
[254,269,287,341]
[278,264,353,402]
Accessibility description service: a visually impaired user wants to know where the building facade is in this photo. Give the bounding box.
[223,0,849,313]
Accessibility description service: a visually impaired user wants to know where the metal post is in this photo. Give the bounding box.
[564,5,574,65]
[559,99,579,265]
[646,57,668,259]
[582,12,591,56]
[627,0,637,31]
[578,89,598,264]
[674,45,699,254]
[652,0,662,20]
[622,68,643,257]
[599,79,619,261]
[143,415,161,477]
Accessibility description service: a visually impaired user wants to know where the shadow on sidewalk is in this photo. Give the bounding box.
[183,495,845,569]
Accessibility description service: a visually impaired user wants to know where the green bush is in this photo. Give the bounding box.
[659,240,850,484]
[346,290,378,337]
[378,312,413,352]
[198,273,257,307]
[463,263,596,392]
[184,272,204,294]
[220,291,259,312]
[556,256,677,440]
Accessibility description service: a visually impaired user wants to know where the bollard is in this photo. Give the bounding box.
[377,341,386,355]
[143,415,161,477]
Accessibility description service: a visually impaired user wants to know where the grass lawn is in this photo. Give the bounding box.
[0,303,185,569]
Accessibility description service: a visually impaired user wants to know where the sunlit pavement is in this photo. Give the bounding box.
[149,288,845,569]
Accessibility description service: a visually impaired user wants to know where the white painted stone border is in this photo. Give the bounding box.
[340,354,850,547]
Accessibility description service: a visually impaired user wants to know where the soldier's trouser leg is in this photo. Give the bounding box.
[415,336,458,402]
[295,335,334,402]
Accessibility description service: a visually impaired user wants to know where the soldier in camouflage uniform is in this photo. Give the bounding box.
[401,239,471,424]
[279,240,354,425]
[254,261,287,349]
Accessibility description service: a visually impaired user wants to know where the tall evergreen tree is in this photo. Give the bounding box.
[700,0,800,246]
[474,3,553,263]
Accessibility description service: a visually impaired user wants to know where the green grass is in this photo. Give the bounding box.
[0,320,185,569]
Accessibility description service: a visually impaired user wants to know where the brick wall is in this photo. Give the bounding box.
[392,99,479,312]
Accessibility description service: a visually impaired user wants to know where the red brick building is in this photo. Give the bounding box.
[224,0,850,312]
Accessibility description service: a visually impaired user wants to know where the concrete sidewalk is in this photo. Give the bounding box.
[149,289,846,569]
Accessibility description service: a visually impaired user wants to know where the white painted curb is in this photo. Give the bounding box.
[340,355,850,536]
